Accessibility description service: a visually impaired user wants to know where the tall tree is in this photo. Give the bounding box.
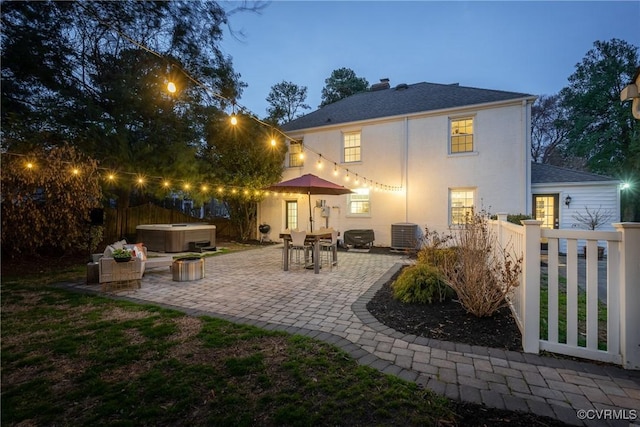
[1,0,244,211]
[202,111,287,241]
[560,38,640,220]
[265,80,310,125]
[560,39,639,174]
[531,94,572,165]
[320,67,369,107]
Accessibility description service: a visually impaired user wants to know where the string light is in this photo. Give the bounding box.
[2,37,403,194]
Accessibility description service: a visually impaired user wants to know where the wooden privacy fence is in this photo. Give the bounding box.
[101,204,236,246]
[491,216,640,370]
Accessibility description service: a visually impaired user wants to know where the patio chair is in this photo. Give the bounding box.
[290,230,311,268]
[319,228,338,267]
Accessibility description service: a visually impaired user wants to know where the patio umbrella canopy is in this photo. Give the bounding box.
[265,173,353,231]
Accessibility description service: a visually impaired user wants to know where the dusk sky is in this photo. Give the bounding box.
[220,1,639,118]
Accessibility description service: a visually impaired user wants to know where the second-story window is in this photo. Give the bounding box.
[289,141,304,167]
[450,117,474,153]
[343,131,361,162]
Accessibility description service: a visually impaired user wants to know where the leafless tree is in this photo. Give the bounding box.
[572,206,614,230]
[531,94,571,164]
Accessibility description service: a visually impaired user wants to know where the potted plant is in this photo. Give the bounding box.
[112,248,133,263]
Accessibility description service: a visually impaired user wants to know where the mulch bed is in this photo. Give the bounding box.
[366,266,574,427]
[366,273,522,351]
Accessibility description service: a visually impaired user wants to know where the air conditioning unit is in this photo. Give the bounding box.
[391,223,419,251]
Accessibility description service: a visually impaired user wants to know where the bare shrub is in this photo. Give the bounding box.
[439,211,522,317]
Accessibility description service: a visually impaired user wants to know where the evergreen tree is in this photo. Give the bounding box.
[319,67,369,107]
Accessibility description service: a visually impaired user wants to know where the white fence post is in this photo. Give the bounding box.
[613,222,640,370]
[521,220,542,354]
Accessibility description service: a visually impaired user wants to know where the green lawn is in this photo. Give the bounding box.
[2,266,457,426]
[539,274,608,350]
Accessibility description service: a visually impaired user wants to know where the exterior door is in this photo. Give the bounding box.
[534,194,559,245]
[285,201,298,230]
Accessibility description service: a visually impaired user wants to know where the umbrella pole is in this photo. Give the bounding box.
[308,192,313,232]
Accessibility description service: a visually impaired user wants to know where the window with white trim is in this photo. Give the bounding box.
[348,188,370,216]
[289,141,304,167]
[450,189,475,225]
[343,131,361,163]
[450,117,474,153]
[286,200,298,230]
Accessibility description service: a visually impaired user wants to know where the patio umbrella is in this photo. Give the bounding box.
[265,173,353,231]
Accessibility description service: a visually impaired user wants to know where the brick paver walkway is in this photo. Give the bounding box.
[72,245,640,426]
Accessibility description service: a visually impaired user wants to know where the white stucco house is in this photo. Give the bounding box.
[258,79,536,247]
[258,79,538,247]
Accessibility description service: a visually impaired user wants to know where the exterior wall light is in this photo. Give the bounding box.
[565,195,572,207]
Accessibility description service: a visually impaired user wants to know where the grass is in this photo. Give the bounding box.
[2,261,458,426]
[539,273,608,350]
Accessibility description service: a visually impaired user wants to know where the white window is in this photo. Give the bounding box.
[286,200,298,230]
[343,131,361,163]
[289,141,304,167]
[450,117,474,153]
[348,188,370,216]
[450,189,475,225]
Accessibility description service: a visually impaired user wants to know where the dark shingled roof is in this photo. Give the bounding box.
[282,81,534,132]
[531,162,617,184]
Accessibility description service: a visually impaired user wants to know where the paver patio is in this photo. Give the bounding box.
[72,245,640,426]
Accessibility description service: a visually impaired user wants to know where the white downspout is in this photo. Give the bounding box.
[404,116,409,223]
[524,99,533,215]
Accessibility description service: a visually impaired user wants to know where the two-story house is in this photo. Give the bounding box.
[258,79,537,247]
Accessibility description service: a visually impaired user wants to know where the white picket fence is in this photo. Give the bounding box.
[490,216,640,370]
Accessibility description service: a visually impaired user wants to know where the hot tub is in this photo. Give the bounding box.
[136,224,216,253]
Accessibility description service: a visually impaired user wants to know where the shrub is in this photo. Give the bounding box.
[439,210,522,317]
[417,247,457,269]
[392,264,455,304]
[1,144,103,257]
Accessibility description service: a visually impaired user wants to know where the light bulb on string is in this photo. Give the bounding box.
[167,81,177,93]
[345,170,350,182]
[72,167,80,176]
[317,154,323,169]
[355,174,360,185]
[25,162,34,170]
[163,180,171,188]
[333,163,338,176]
[230,102,238,125]
[270,138,276,147]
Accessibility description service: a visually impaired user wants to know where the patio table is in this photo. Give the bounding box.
[280,230,336,274]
